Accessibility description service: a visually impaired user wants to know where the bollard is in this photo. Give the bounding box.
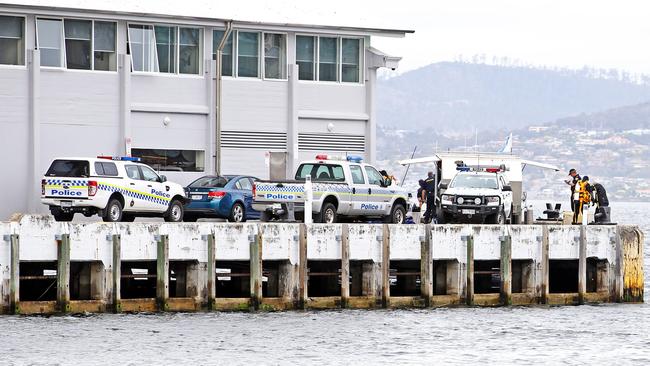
[464,235,474,306]
[298,223,308,309]
[156,235,169,311]
[420,224,433,307]
[578,226,587,304]
[8,234,19,314]
[540,227,549,304]
[111,234,122,313]
[304,176,313,224]
[249,229,263,310]
[500,235,512,306]
[56,234,71,313]
[206,233,216,310]
[340,224,350,308]
[381,224,390,308]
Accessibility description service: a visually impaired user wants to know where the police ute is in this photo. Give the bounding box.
[439,164,513,224]
[41,156,189,222]
[252,155,410,223]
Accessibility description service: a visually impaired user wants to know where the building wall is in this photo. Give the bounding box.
[0,7,381,218]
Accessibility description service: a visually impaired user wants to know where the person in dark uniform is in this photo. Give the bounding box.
[423,171,437,224]
[417,179,426,208]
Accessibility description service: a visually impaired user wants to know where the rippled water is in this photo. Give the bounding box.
[1,202,648,365]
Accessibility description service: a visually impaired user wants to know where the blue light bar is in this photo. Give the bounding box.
[346,155,363,163]
[120,156,141,162]
[456,166,470,172]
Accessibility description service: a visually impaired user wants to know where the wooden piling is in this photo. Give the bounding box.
[156,235,169,311]
[381,224,390,308]
[578,226,587,304]
[420,224,433,307]
[340,224,350,308]
[465,235,474,306]
[112,234,121,313]
[250,229,263,310]
[614,226,624,302]
[298,223,307,309]
[9,234,19,314]
[500,235,512,306]
[56,234,70,313]
[540,227,549,304]
[207,233,216,310]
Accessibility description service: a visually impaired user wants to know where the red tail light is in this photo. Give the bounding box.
[208,191,226,199]
[88,181,98,196]
[252,184,256,197]
[41,179,46,195]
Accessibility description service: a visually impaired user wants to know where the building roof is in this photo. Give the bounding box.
[0,0,414,37]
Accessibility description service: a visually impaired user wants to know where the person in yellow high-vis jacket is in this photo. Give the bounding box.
[573,176,592,224]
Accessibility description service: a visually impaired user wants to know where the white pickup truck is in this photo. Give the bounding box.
[252,155,410,223]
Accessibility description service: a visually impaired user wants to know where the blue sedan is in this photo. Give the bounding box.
[183,175,260,222]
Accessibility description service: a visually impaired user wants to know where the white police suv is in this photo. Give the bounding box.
[41,156,189,222]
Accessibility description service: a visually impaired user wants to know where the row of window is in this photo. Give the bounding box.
[0,15,364,82]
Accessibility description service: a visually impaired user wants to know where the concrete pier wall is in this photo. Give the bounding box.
[0,215,643,314]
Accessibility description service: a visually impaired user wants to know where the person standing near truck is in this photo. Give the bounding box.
[423,171,437,224]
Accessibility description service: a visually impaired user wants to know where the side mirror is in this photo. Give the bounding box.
[439,183,448,190]
[503,185,512,192]
[160,175,167,183]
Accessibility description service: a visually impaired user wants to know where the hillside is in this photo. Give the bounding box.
[378,62,650,132]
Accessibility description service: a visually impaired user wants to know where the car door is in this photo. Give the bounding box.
[348,164,369,214]
[500,176,513,215]
[235,177,255,217]
[139,165,168,212]
[124,164,149,211]
[363,165,388,215]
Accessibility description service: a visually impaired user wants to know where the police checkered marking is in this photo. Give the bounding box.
[98,183,171,206]
[44,179,88,188]
[256,184,305,193]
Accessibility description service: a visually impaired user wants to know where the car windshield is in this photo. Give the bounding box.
[45,160,90,177]
[450,174,498,189]
[189,176,229,188]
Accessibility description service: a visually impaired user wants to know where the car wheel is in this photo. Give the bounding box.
[228,203,246,223]
[164,199,184,222]
[318,202,337,224]
[102,199,123,222]
[384,204,406,224]
[53,211,74,222]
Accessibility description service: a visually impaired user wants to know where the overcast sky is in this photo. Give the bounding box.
[14,0,650,74]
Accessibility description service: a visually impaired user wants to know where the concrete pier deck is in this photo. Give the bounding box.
[0,216,644,314]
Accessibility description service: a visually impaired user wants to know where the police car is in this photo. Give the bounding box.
[439,165,513,224]
[253,155,410,223]
[41,156,189,222]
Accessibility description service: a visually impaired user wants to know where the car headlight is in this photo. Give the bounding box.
[457,197,464,204]
[474,197,482,205]
[485,196,500,206]
[441,194,453,204]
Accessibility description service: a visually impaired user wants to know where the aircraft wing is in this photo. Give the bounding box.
[398,156,441,166]
[521,159,560,171]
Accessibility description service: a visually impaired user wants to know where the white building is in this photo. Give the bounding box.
[0,1,411,218]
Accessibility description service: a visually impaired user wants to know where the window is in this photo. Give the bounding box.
[94,162,118,176]
[263,33,286,79]
[213,29,234,76]
[364,166,383,186]
[128,24,158,72]
[450,175,498,189]
[154,26,176,73]
[140,166,160,182]
[179,27,201,74]
[294,163,345,182]
[45,160,89,177]
[237,31,259,77]
[341,38,360,82]
[125,165,142,180]
[37,18,64,67]
[64,19,92,70]
[189,176,229,188]
[295,35,315,80]
[94,21,116,71]
[318,37,338,82]
[131,149,205,172]
[0,15,24,65]
[236,178,252,191]
[350,165,365,185]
